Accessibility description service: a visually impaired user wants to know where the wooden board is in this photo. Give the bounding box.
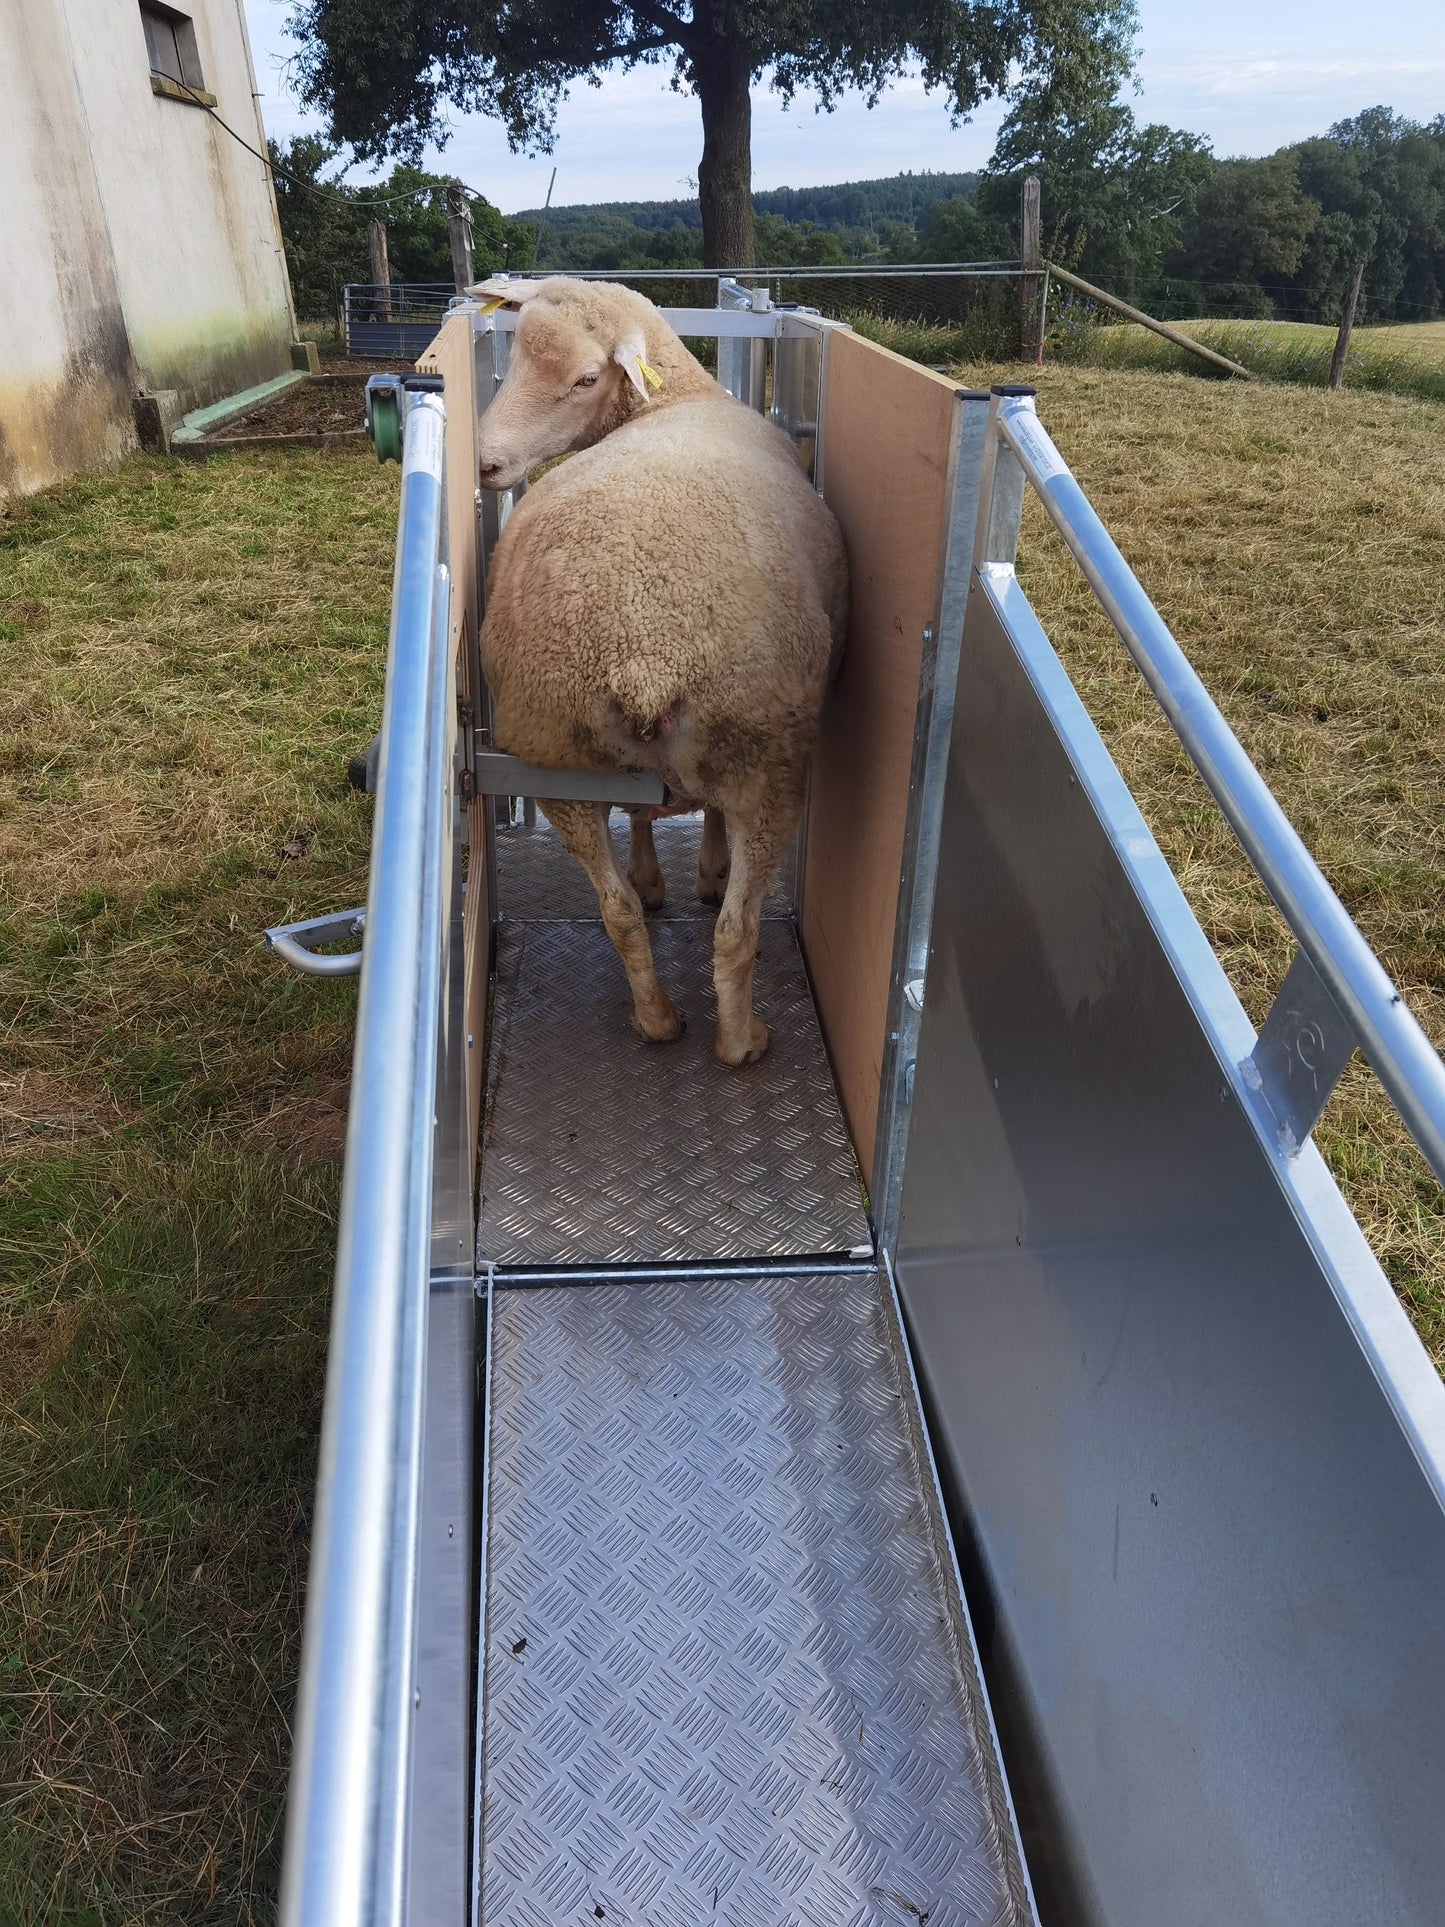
[802,330,958,1183]
[418,314,489,1157]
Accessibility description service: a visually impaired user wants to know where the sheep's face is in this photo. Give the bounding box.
[476,299,652,491]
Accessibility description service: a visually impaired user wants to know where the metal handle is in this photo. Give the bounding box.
[265,909,366,977]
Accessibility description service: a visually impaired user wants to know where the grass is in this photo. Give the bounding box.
[0,447,397,1920]
[1052,310,1445,402]
[1,358,1442,1917]
[954,360,1445,1360]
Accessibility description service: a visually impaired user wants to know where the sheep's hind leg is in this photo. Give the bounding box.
[696,806,730,905]
[543,799,681,1042]
[712,810,795,1066]
[625,808,666,912]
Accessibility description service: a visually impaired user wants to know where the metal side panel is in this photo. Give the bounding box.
[895,570,1445,1925]
[476,1272,1031,1927]
[494,811,795,923]
[477,921,870,1267]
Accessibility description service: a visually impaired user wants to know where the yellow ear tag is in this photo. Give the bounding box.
[477,296,507,315]
[636,357,664,390]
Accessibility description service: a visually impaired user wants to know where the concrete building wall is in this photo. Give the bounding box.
[0,0,297,499]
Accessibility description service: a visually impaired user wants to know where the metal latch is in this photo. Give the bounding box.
[265,908,366,977]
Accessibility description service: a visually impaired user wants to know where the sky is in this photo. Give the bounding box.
[240,1,1445,213]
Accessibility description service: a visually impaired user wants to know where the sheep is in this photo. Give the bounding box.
[474,276,847,1065]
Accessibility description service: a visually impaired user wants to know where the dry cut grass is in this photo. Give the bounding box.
[956,360,1445,1360]
[0,446,398,1921]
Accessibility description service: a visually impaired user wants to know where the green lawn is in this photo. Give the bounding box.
[1052,311,1445,401]
[0,448,396,1921]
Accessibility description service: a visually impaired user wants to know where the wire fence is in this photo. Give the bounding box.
[343,283,456,358]
[343,266,1034,363]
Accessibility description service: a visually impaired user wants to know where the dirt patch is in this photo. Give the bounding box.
[242,1074,351,1165]
[0,1299,87,1400]
[0,1070,137,1156]
[319,352,406,376]
[208,378,371,440]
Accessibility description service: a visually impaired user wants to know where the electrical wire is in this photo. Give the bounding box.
[169,74,489,209]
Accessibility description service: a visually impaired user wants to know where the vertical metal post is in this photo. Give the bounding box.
[976,385,1033,570]
[871,390,993,1260]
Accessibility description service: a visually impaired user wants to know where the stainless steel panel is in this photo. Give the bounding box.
[895,571,1445,1924]
[477,920,869,1266]
[494,812,793,924]
[478,1272,1029,1927]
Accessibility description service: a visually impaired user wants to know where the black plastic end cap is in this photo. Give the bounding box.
[956,388,992,400]
[991,383,1038,397]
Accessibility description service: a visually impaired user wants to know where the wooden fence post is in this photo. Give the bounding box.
[1021,175,1043,364]
[368,220,392,321]
[1329,259,1366,391]
[445,180,474,292]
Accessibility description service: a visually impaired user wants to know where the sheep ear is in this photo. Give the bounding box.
[614,333,660,398]
[466,275,546,310]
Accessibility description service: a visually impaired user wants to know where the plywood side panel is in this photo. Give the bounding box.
[420,314,488,1161]
[803,331,957,1182]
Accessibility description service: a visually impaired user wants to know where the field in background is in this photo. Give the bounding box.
[0,362,1441,1916]
[1051,312,1445,401]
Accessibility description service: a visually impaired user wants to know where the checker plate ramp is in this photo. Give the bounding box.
[495,811,794,922]
[477,920,870,1268]
[479,1273,1023,1927]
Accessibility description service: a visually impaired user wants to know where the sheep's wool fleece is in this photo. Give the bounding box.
[481,394,848,816]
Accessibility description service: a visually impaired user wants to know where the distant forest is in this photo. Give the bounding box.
[518,172,984,269]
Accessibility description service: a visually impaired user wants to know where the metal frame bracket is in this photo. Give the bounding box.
[265,908,366,978]
[1243,946,1357,1154]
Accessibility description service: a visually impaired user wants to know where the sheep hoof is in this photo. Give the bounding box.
[630,870,666,912]
[634,997,684,1043]
[715,1020,770,1067]
[696,865,730,905]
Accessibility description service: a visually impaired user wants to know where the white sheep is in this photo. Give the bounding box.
[475,277,847,1065]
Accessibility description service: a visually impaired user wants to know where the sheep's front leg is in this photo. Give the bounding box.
[712,809,796,1066]
[696,806,730,905]
[543,799,681,1042]
[625,808,666,912]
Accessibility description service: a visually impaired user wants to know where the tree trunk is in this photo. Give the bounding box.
[1329,258,1365,390]
[694,32,753,270]
[368,219,391,320]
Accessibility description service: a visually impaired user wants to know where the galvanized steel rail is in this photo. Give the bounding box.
[279,394,450,1927]
[990,389,1445,1188]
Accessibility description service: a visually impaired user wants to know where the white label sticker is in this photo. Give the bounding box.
[1008,409,1068,484]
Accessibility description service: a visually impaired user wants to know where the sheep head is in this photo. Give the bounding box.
[474,278,697,491]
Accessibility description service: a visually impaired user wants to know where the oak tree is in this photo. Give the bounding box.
[285,0,1140,267]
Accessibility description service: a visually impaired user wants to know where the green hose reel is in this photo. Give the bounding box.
[364,374,404,464]
[370,386,402,464]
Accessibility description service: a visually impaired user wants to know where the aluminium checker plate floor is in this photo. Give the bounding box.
[478,1272,1024,1927]
[478,815,869,1269]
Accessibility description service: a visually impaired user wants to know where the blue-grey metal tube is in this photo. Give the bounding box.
[279,395,448,1927]
[995,393,1445,1188]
